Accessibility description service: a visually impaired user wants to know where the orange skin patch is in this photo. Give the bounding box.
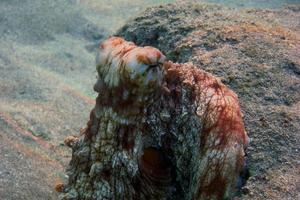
[100,37,125,49]
[136,53,152,65]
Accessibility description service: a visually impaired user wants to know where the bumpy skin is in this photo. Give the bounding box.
[59,37,248,200]
[162,61,249,200]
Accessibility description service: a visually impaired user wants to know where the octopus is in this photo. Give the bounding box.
[59,37,249,200]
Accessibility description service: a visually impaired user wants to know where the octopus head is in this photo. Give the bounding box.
[122,46,166,88]
[96,37,166,93]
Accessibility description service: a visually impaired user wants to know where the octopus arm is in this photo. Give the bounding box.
[195,73,248,200]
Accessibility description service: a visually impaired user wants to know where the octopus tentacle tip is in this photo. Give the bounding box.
[64,136,79,148]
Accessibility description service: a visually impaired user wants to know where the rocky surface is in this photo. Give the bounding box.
[116,2,300,199]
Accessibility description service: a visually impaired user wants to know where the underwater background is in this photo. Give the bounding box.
[0,0,299,199]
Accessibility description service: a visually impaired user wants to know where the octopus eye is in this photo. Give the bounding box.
[148,64,159,69]
[145,64,159,75]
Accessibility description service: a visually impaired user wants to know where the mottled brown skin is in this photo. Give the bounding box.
[59,37,248,200]
[163,61,248,199]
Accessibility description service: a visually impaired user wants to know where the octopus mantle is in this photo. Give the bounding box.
[59,37,249,200]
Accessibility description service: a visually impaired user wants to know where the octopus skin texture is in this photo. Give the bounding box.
[59,37,249,200]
